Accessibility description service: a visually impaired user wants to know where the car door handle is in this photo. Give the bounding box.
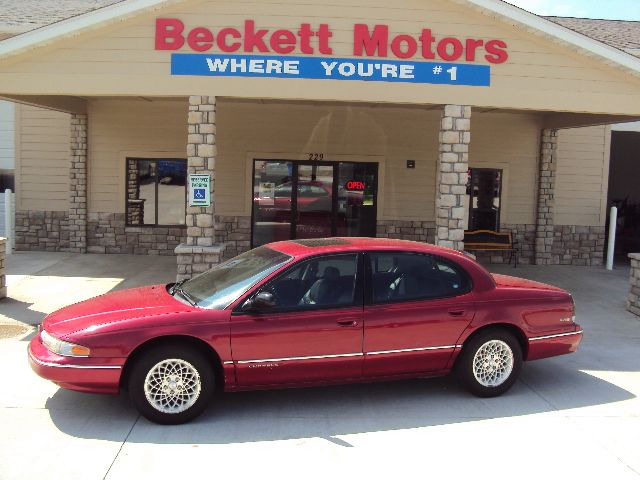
[448,309,465,317]
[337,319,359,327]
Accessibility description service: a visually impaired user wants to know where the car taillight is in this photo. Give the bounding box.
[570,295,576,323]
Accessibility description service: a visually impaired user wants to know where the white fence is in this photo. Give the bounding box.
[0,189,14,252]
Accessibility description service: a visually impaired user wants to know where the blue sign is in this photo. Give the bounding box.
[193,188,206,200]
[171,53,490,87]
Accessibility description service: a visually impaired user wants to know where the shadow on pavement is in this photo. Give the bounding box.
[45,359,635,445]
[6,253,176,285]
[0,297,46,326]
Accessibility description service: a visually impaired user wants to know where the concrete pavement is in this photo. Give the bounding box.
[1,253,639,479]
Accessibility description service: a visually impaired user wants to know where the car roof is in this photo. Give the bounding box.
[267,237,469,259]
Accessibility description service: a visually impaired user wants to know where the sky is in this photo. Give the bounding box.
[504,0,640,20]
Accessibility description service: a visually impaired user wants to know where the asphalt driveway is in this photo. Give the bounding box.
[1,252,639,479]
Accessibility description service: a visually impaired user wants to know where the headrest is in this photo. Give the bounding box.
[323,266,340,280]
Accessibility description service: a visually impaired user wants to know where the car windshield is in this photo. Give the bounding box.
[178,247,291,309]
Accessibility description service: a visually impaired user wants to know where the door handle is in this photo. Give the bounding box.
[337,319,358,327]
[448,309,465,317]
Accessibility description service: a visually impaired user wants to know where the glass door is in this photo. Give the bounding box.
[252,160,378,247]
[252,160,294,247]
[294,163,335,239]
[337,162,378,237]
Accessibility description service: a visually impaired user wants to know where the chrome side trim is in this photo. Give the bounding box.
[236,353,363,364]
[232,345,464,365]
[30,353,121,370]
[529,330,583,342]
[223,361,234,365]
[366,345,459,355]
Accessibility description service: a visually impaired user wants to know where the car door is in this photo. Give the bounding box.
[363,251,475,377]
[231,253,364,386]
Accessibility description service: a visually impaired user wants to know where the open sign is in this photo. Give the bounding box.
[345,180,365,191]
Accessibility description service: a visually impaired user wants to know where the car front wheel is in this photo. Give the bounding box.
[457,330,523,397]
[128,346,215,425]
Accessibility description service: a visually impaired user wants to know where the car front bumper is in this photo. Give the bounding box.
[28,333,124,394]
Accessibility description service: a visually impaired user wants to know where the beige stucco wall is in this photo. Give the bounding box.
[216,100,543,224]
[216,100,440,221]
[14,97,611,230]
[10,95,610,231]
[87,98,186,214]
[15,104,70,211]
[555,125,610,227]
[470,111,542,225]
[1,0,640,115]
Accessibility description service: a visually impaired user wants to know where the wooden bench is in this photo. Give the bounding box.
[463,230,519,267]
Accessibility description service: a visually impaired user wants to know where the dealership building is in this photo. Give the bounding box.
[0,0,639,279]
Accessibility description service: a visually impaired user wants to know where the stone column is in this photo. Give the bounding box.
[69,114,87,253]
[535,129,557,265]
[0,237,6,299]
[435,105,471,251]
[627,253,640,317]
[175,96,225,281]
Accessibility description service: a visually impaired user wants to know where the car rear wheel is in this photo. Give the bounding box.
[128,346,214,425]
[457,329,522,397]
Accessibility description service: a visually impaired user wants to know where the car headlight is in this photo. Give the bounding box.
[40,330,91,357]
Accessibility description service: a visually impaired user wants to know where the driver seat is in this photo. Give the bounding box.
[300,266,341,305]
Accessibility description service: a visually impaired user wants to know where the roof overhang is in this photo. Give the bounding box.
[451,0,640,77]
[0,0,639,80]
[0,95,87,114]
[0,0,188,61]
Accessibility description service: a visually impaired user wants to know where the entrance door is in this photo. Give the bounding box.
[252,160,378,247]
[294,163,334,240]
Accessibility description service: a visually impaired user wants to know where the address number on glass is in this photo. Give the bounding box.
[308,153,324,161]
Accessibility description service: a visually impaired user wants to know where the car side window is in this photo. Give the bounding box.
[261,254,359,310]
[369,252,471,303]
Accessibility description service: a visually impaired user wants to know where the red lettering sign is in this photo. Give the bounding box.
[155,18,509,64]
[345,181,365,191]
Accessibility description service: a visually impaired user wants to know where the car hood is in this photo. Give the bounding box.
[491,274,565,293]
[42,285,193,338]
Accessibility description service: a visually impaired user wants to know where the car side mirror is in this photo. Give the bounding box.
[244,291,276,311]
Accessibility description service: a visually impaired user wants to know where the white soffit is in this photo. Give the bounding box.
[0,0,639,78]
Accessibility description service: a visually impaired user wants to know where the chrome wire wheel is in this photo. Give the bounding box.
[144,358,202,414]
[472,340,514,387]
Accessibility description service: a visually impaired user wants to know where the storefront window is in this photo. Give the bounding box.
[126,158,187,226]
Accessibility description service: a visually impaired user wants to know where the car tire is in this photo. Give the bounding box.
[128,345,215,425]
[457,329,523,397]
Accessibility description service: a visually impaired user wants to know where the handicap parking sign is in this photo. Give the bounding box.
[188,174,211,207]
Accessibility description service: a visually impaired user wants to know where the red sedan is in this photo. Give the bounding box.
[29,238,582,424]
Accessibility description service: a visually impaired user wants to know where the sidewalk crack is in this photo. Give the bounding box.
[102,414,140,480]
